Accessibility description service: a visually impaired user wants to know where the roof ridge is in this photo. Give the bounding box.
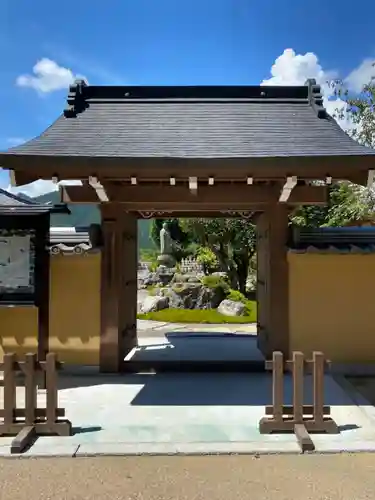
[62,81,312,117]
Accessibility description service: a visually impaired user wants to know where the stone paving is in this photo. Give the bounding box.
[136,319,258,336]
[1,320,375,457]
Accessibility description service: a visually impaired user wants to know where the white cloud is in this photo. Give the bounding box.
[261,48,337,88]
[260,48,366,133]
[345,58,375,93]
[7,179,82,198]
[16,58,85,93]
[8,180,58,197]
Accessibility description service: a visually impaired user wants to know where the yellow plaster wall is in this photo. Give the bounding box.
[289,252,375,363]
[0,253,101,365]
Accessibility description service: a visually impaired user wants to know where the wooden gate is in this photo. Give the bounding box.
[0,353,72,454]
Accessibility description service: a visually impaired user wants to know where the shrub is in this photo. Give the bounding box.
[196,247,219,274]
[201,274,229,293]
[227,288,254,316]
[227,289,246,303]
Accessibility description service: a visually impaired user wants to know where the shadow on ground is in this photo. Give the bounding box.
[56,370,361,409]
[129,333,264,363]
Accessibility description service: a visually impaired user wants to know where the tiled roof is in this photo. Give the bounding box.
[2,79,375,160]
[0,189,70,216]
[289,226,375,253]
[48,228,94,255]
[0,188,37,206]
[289,244,375,254]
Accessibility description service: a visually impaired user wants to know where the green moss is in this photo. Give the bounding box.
[137,304,257,324]
[146,285,158,296]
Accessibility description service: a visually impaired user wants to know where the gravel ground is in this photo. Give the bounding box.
[1,454,375,500]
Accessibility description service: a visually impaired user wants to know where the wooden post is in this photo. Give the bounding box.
[46,353,58,431]
[24,354,37,426]
[100,207,138,372]
[3,354,16,428]
[313,351,325,426]
[256,204,290,357]
[292,351,304,423]
[35,212,51,390]
[259,351,339,452]
[272,351,284,423]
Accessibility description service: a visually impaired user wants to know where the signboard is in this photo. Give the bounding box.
[0,229,36,300]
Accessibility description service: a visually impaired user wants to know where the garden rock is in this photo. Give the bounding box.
[140,295,169,313]
[218,299,246,317]
[142,272,159,287]
[158,282,225,309]
[155,265,176,286]
[171,273,201,284]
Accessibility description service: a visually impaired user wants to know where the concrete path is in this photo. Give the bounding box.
[1,319,374,458]
[2,369,375,457]
[136,319,257,337]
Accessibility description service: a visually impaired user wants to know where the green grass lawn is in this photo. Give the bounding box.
[137,304,257,324]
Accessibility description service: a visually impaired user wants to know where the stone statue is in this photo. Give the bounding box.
[160,222,173,255]
[157,222,175,267]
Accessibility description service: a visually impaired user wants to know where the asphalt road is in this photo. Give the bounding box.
[1,454,375,500]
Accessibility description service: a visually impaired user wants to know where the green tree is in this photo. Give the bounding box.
[179,217,256,294]
[331,65,375,148]
[293,69,375,228]
[291,182,375,228]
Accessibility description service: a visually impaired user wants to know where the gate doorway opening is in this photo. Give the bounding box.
[134,214,262,372]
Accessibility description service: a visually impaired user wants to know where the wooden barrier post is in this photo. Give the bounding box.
[259,351,339,452]
[0,352,72,454]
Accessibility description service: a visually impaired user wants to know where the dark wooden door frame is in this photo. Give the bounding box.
[98,205,290,372]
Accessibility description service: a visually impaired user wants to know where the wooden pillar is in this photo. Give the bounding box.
[256,204,290,357]
[35,213,51,365]
[100,207,138,372]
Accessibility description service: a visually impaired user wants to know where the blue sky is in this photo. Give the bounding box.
[1,0,375,195]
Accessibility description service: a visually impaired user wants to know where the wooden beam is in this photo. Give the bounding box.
[9,170,17,187]
[88,176,109,202]
[279,176,298,203]
[367,169,375,188]
[136,210,259,219]
[188,176,198,195]
[61,184,97,203]
[61,183,328,207]
[5,154,372,183]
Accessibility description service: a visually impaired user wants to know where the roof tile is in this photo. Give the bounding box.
[3,80,375,160]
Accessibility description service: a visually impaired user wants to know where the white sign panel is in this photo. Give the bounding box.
[0,235,31,289]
